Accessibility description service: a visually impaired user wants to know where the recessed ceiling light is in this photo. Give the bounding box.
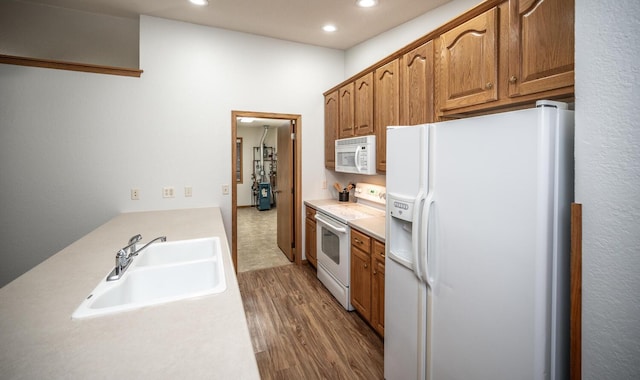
[323,24,337,32]
[189,0,208,6]
[240,117,255,123]
[356,0,378,8]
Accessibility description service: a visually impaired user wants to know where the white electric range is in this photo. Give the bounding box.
[313,183,386,310]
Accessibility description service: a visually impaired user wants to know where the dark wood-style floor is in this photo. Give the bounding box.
[238,264,384,379]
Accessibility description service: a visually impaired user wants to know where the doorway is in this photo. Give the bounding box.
[231,111,302,272]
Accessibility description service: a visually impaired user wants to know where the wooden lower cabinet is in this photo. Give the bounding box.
[371,240,385,336]
[351,239,371,319]
[350,228,385,337]
[305,206,317,268]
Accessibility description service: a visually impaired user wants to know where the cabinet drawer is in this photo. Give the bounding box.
[351,229,371,251]
[305,206,316,220]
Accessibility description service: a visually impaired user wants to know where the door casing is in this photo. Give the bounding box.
[230,110,302,271]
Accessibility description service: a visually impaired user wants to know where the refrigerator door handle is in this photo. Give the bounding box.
[411,190,426,282]
[419,193,435,287]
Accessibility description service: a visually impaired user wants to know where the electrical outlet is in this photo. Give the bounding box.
[222,184,230,195]
[131,188,140,200]
[185,186,193,197]
[163,187,175,198]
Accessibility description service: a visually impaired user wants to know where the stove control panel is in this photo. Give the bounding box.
[354,183,386,205]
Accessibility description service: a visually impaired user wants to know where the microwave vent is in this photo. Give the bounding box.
[336,136,373,146]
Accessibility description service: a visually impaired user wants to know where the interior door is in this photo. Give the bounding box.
[276,121,294,261]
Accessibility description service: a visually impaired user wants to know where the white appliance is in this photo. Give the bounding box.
[314,183,386,310]
[385,100,574,380]
[335,135,377,174]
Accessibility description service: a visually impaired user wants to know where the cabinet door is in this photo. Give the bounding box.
[375,59,399,172]
[324,91,339,169]
[438,7,498,111]
[508,0,574,97]
[401,41,434,126]
[351,246,371,320]
[371,240,385,337]
[339,82,355,138]
[305,217,317,268]
[354,72,374,136]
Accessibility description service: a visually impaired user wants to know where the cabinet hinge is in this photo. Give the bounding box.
[291,133,296,140]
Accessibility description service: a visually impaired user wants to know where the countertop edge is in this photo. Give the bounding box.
[0,207,260,379]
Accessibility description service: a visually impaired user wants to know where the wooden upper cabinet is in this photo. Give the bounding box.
[354,72,375,136]
[338,82,355,138]
[325,0,575,127]
[400,41,434,125]
[324,90,338,169]
[508,0,575,97]
[374,59,399,172]
[438,7,499,111]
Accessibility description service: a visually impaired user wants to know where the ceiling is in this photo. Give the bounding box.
[20,0,450,50]
[237,117,290,129]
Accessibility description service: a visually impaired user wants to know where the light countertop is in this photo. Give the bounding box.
[304,199,386,242]
[349,216,385,242]
[0,207,259,380]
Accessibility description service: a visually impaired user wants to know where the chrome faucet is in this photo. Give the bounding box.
[106,235,167,281]
[125,234,142,254]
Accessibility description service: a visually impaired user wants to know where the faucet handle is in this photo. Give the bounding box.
[115,249,128,269]
[128,234,142,245]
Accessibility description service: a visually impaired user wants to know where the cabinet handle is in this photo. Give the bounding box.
[509,76,517,84]
[364,263,368,269]
[355,238,362,244]
[373,269,377,275]
[486,82,493,89]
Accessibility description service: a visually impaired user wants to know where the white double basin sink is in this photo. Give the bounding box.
[72,237,226,319]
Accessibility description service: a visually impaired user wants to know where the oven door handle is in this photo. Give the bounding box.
[314,213,348,234]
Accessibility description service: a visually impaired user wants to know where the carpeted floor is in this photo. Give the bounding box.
[237,206,293,272]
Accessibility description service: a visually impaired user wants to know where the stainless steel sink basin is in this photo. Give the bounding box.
[72,237,226,319]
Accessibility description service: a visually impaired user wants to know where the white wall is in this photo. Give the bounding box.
[575,1,640,378]
[0,14,344,287]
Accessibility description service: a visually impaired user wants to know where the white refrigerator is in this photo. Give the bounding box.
[384,100,574,380]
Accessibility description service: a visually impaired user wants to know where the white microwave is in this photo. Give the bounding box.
[335,135,376,175]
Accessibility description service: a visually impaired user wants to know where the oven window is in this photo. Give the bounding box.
[321,226,340,265]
